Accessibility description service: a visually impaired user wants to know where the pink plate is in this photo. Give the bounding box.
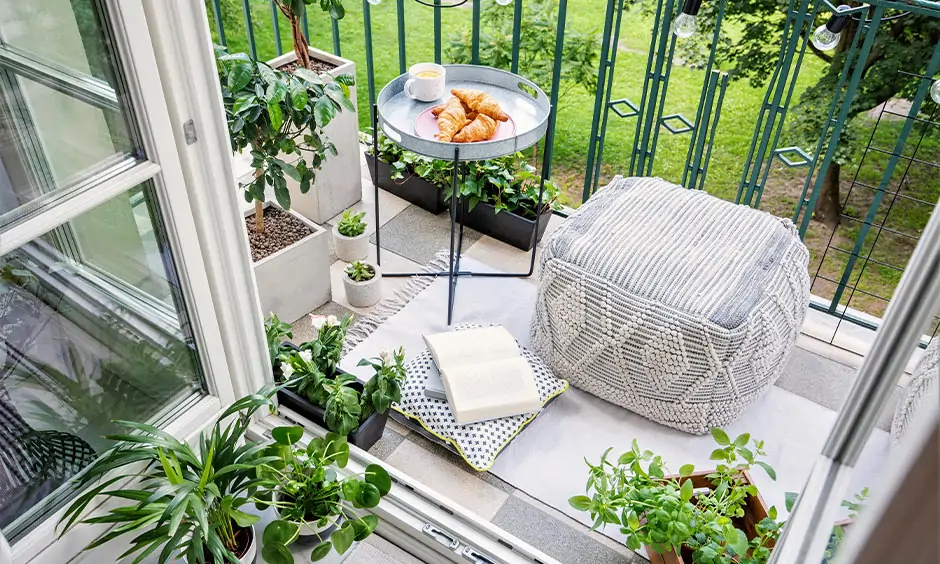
[414,107,516,142]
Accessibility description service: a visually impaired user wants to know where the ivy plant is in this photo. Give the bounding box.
[216,46,354,232]
[257,428,391,563]
[569,428,780,564]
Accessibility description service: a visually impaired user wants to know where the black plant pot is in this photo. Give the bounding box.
[460,201,553,251]
[365,154,447,214]
[275,343,388,451]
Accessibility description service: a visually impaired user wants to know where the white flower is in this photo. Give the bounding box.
[299,349,313,364]
[309,314,327,330]
[379,349,393,367]
[325,315,339,327]
[280,362,294,378]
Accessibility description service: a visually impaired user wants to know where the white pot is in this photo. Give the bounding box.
[266,47,362,224]
[238,524,258,564]
[343,263,382,308]
[332,223,369,262]
[248,202,331,323]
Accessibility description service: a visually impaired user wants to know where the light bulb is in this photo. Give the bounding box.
[495,0,513,5]
[931,79,940,104]
[367,0,381,5]
[811,24,840,51]
[672,12,697,38]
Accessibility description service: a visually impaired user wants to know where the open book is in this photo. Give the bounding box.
[423,326,541,425]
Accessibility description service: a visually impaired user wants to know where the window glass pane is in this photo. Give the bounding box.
[0,0,139,230]
[0,183,204,540]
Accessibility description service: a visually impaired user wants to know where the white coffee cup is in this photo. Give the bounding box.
[404,63,446,102]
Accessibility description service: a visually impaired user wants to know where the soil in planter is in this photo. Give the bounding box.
[246,207,313,262]
[278,59,337,75]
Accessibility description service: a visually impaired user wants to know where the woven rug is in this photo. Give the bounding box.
[339,253,889,543]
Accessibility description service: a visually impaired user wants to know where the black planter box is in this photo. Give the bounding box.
[274,344,388,451]
[460,201,553,251]
[365,154,447,214]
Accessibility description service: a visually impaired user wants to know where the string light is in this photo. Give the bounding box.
[672,0,702,39]
[811,4,850,51]
[931,78,940,104]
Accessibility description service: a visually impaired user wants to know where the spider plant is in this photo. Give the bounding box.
[58,388,281,563]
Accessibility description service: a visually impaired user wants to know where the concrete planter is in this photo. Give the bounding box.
[342,262,381,308]
[267,47,361,223]
[248,202,330,323]
[332,223,369,262]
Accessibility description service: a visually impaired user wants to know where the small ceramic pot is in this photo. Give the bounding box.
[343,263,382,308]
[332,222,369,262]
[237,524,257,564]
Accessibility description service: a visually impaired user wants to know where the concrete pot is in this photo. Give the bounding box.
[332,223,369,262]
[248,202,330,323]
[343,262,381,308]
[267,47,362,224]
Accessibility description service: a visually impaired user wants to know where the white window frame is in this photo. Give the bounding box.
[2,0,268,561]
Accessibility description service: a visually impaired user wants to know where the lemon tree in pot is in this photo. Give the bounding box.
[57,389,280,563]
[256,427,391,563]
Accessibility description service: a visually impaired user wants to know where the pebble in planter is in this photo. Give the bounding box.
[343,260,381,308]
[333,209,369,261]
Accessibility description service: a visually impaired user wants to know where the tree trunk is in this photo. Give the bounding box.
[291,16,311,70]
[254,199,264,233]
[813,162,841,229]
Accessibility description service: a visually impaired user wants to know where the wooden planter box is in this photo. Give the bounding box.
[646,470,771,564]
[365,153,447,214]
[461,200,552,251]
[274,343,388,450]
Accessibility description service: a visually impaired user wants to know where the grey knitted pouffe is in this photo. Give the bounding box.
[891,338,939,443]
[530,177,810,434]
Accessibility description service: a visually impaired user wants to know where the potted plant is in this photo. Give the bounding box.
[271,314,405,449]
[333,208,369,261]
[569,428,783,564]
[343,260,381,308]
[217,46,353,322]
[362,130,449,214]
[57,389,280,563]
[256,427,391,563]
[267,0,361,223]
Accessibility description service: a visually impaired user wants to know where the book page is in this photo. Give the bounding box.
[442,357,541,424]
[423,326,519,370]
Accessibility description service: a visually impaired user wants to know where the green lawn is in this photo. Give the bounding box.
[209,0,940,321]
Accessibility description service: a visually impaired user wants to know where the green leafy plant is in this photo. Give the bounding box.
[272,0,345,72]
[336,209,367,237]
[276,314,350,403]
[344,261,375,282]
[265,313,294,364]
[58,388,280,563]
[216,46,354,232]
[569,428,780,564]
[362,130,560,219]
[358,347,407,416]
[256,428,390,563]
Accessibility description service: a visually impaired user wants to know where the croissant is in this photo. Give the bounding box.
[451,88,509,122]
[432,99,475,118]
[453,114,497,143]
[436,97,468,143]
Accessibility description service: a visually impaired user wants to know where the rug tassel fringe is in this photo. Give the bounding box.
[343,250,452,355]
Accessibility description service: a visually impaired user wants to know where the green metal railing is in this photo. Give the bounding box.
[206,0,940,337]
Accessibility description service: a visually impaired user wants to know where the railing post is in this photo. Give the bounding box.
[240,0,257,59]
[211,0,227,46]
[511,0,523,74]
[542,0,567,181]
[396,0,407,73]
[582,0,617,201]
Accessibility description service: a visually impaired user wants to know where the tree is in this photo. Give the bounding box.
[638,0,940,228]
[273,0,346,70]
[216,47,355,232]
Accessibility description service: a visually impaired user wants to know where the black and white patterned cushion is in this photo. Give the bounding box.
[393,328,568,471]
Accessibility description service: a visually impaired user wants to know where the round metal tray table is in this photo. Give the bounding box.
[376,65,550,161]
[369,65,554,324]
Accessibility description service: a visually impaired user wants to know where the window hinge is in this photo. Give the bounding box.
[183,119,197,145]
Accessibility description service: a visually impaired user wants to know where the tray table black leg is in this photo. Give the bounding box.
[372,104,382,267]
[446,146,460,325]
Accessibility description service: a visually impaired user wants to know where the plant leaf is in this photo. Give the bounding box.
[228,62,253,92]
[680,478,694,502]
[678,463,695,477]
[331,522,355,554]
[568,495,592,511]
[365,464,391,496]
[754,460,777,481]
[710,428,730,446]
[268,101,283,130]
[264,519,299,545]
[785,491,798,512]
[733,433,751,446]
[271,425,304,445]
[261,543,293,564]
[310,542,332,561]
